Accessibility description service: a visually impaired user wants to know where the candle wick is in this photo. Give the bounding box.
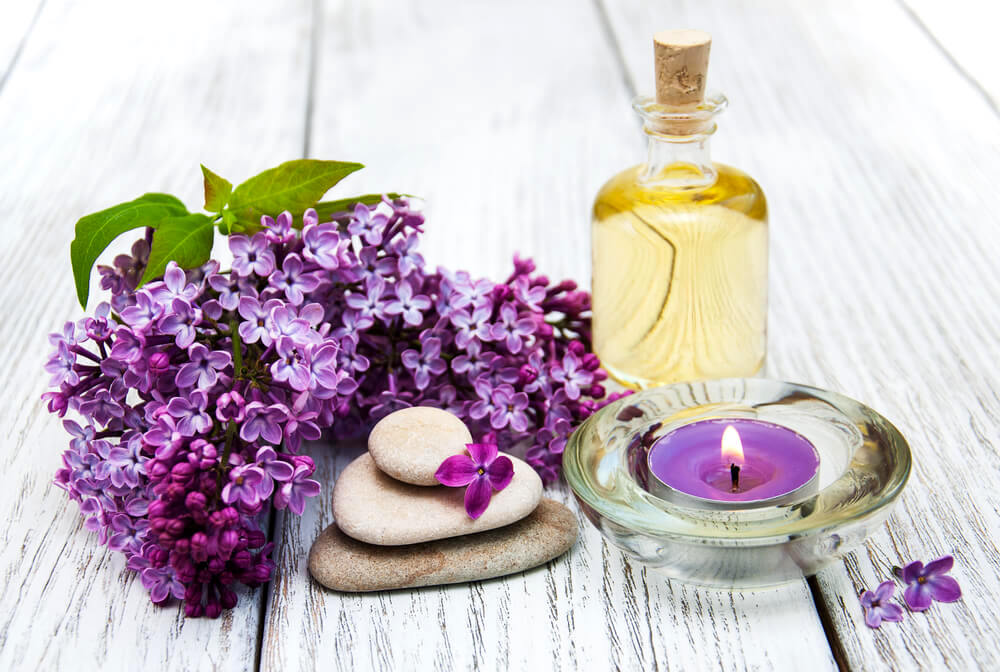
[730,463,740,491]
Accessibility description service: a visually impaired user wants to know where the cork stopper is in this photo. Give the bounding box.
[654,29,711,108]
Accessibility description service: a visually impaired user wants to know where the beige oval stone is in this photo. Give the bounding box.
[333,452,542,545]
[309,499,578,592]
[368,407,473,485]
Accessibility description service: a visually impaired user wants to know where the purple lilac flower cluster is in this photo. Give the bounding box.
[45,197,615,616]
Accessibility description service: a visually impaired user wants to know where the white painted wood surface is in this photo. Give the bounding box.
[603,0,1000,669]
[1,0,998,670]
[0,1,310,670]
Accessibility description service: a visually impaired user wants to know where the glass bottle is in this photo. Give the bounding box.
[591,31,768,389]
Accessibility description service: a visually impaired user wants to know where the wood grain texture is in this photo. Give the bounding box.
[0,1,311,669]
[601,0,1000,669]
[260,1,836,670]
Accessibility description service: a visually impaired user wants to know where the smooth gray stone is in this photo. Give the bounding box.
[308,499,578,592]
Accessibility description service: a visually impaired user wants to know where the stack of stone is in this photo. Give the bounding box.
[308,407,578,592]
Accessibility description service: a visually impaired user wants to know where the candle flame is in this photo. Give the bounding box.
[721,425,744,465]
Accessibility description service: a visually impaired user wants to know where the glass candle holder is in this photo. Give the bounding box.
[563,379,912,588]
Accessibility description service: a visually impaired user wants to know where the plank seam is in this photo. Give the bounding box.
[592,0,638,98]
[302,0,322,157]
[896,0,999,117]
[807,575,850,672]
[0,0,48,97]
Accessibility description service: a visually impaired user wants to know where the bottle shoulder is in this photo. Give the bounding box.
[594,162,767,221]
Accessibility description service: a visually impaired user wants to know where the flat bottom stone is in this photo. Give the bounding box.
[308,499,578,592]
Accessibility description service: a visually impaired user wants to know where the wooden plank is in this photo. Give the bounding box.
[0,1,312,669]
[260,1,836,670]
[600,0,1000,669]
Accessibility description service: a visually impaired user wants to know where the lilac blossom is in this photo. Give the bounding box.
[274,464,321,515]
[898,556,962,611]
[348,202,388,245]
[435,443,514,519]
[383,281,431,326]
[175,344,231,389]
[221,465,268,508]
[860,581,905,628]
[401,337,447,390]
[230,233,276,277]
[271,254,321,305]
[158,298,202,349]
[44,197,605,619]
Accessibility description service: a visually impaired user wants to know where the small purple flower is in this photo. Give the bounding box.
[230,233,276,277]
[158,298,202,350]
[271,337,311,391]
[153,262,200,302]
[449,274,494,311]
[356,246,397,280]
[859,581,905,628]
[79,389,125,426]
[102,440,147,488]
[488,384,530,432]
[490,303,536,354]
[305,342,345,398]
[141,566,186,604]
[143,413,184,459]
[270,253,321,305]
[513,276,546,312]
[238,296,281,346]
[348,203,388,245]
[240,402,285,445]
[268,305,312,345]
[254,446,295,498]
[384,281,432,327]
[208,274,240,311]
[119,291,163,331]
[302,221,351,270]
[898,556,962,611]
[165,390,213,436]
[435,443,514,519]
[221,465,268,508]
[401,337,447,390]
[175,344,231,389]
[262,211,295,244]
[108,513,148,554]
[44,341,79,387]
[345,277,391,325]
[274,464,321,515]
[216,390,246,423]
[389,231,425,277]
[451,305,492,348]
[551,350,593,400]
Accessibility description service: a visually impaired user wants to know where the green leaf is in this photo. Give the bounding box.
[228,159,364,227]
[312,193,404,221]
[70,193,188,308]
[138,213,216,287]
[201,164,232,212]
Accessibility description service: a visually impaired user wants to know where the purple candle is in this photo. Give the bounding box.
[647,419,820,507]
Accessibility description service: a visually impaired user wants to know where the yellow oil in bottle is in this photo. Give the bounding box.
[592,162,768,389]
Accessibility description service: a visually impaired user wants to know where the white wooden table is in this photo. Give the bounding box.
[2,1,999,669]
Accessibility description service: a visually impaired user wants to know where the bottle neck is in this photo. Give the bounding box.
[631,91,727,189]
[640,130,716,188]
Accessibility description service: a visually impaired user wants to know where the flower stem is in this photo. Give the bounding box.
[229,318,243,378]
[216,420,237,493]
